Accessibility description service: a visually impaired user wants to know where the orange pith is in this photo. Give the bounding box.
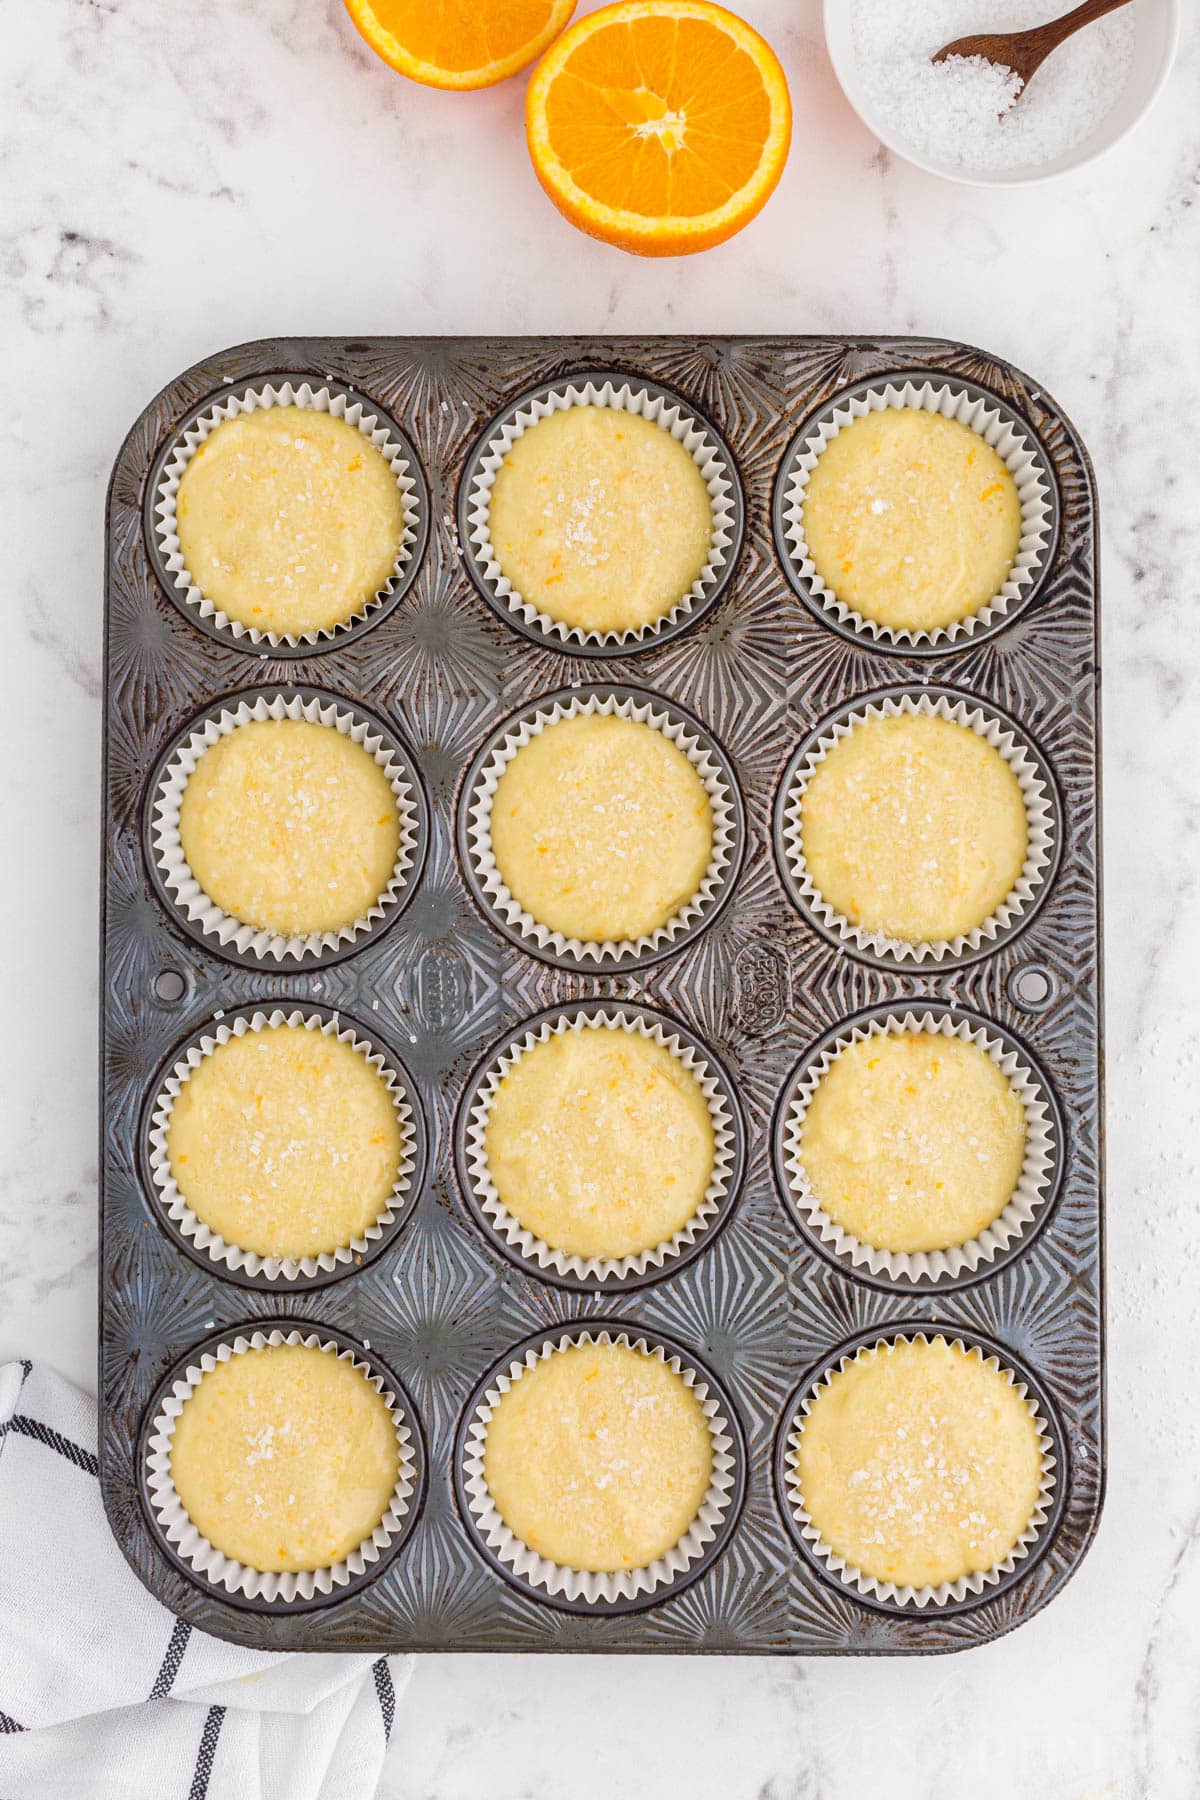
[526,1,791,257]
[345,0,577,91]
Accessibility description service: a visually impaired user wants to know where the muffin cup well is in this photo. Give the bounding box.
[146,686,427,969]
[460,685,743,972]
[142,1325,423,1609]
[144,1006,423,1286]
[458,373,742,655]
[148,377,428,653]
[778,1328,1059,1611]
[775,1004,1062,1288]
[457,1002,744,1290]
[457,1326,743,1612]
[774,373,1057,652]
[774,686,1059,969]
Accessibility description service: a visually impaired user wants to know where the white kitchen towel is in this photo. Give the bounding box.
[0,1359,412,1800]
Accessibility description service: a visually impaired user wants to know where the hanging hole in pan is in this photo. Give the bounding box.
[152,967,188,1005]
[1009,963,1057,1012]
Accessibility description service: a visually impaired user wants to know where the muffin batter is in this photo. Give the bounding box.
[166,1024,405,1261]
[488,406,714,634]
[801,409,1021,633]
[794,1336,1044,1589]
[169,1343,401,1574]
[178,718,401,938]
[797,1031,1027,1254]
[799,711,1028,943]
[176,407,406,637]
[483,1024,715,1259]
[490,712,714,943]
[483,1341,713,1572]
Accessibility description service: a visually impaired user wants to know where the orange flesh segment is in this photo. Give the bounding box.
[527,3,791,254]
[345,0,576,89]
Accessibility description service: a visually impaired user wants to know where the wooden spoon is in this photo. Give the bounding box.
[932,0,1133,97]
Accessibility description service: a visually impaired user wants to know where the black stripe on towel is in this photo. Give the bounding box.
[0,1709,27,1734]
[0,1414,99,1477]
[150,1617,192,1698]
[188,1704,226,1800]
[373,1657,395,1742]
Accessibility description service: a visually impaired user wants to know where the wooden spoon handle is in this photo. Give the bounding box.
[1031,0,1133,55]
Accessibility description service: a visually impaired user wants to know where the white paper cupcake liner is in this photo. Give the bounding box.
[464,690,738,966]
[779,378,1055,649]
[779,690,1056,965]
[783,1331,1057,1609]
[464,377,738,650]
[147,1008,418,1282]
[150,690,420,965]
[463,1008,738,1283]
[152,380,424,649]
[781,1009,1058,1283]
[144,1327,418,1605]
[462,1328,738,1605]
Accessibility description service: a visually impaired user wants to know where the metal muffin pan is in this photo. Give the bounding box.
[101,335,1103,1655]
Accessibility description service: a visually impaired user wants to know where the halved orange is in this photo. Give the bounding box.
[526,1,791,257]
[345,0,577,91]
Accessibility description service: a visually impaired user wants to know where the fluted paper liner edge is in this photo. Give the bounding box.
[150,691,419,965]
[779,690,1055,965]
[465,691,736,966]
[780,1008,1057,1282]
[783,1332,1056,1609]
[465,377,736,649]
[463,1008,737,1283]
[462,1329,737,1605]
[145,1328,416,1605]
[780,377,1054,648]
[148,1008,417,1281]
[152,379,422,648]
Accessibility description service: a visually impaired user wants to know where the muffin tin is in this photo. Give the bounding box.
[101,335,1103,1654]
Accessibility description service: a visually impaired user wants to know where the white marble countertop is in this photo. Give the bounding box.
[3,1,1199,1794]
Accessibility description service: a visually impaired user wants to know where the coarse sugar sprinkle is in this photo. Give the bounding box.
[848,0,1137,174]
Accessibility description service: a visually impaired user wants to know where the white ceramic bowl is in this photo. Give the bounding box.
[823,0,1180,187]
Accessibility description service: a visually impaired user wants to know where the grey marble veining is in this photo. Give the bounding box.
[2,1,1198,1795]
